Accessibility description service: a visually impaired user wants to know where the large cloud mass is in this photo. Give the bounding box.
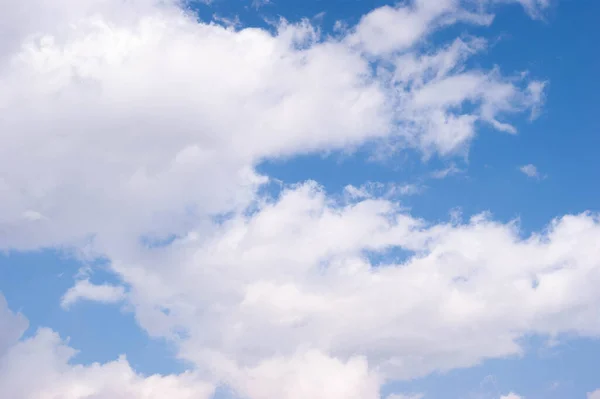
[3,0,598,398]
[0,0,545,251]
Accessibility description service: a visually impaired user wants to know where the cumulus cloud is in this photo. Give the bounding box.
[61,279,127,309]
[348,0,485,56]
[0,0,581,398]
[109,183,600,389]
[0,0,546,253]
[222,350,382,399]
[0,293,214,399]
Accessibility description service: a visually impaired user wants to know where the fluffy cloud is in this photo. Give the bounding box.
[61,279,127,309]
[347,0,490,56]
[589,390,600,399]
[223,350,382,399]
[106,183,600,390]
[0,293,214,399]
[0,0,545,253]
[0,0,585,398]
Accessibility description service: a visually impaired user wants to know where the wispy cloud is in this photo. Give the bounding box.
[251,0,272,9]
[61,280,126,309]
[430,163,464,179]
[344,182,425,200]
[519,163,545,179]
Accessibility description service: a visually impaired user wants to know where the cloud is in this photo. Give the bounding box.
[0,0,571,398]
[389,183,424,196]
[222,350,382,399]
[500,393,523,399]
[61,279,127,309]
[0,0,546,254]
[519,164,542,178]
[109,183,600,388]
[430,163,464,179]
[0,293,214,399]
[0,295,28,359]
[390,36,543,155]
[251,0,272,9]
[344,182,424,200]
[526,80,547,119]
[348,0,475,56]
[510,0,551,19]
[588,389,600,399]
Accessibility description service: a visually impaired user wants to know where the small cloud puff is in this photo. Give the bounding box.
[61,280,126,309]
[500,394,524,399]
[519,163,543,179]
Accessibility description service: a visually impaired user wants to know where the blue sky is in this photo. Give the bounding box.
[0,1,599,399]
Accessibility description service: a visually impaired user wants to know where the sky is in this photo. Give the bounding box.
[0,0,599,398]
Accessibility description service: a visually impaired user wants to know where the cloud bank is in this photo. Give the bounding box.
[3,1,596,399]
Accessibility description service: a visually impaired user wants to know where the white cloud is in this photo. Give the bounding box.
[390,183,424,196]
[251,0,272,9]
[61,279,126,309]
[520,163,541,178]
[390,36,543,155]
[0,295,28,359]
[500,393,523,399]
[0,293,214,399]
[0,0,546,254]
[344,182,423,200]
[588,389,600,399]
[509,0,551,19]
[222,350,382,399]
[348,0,469,56]
[0,0,572,398]
[110,183,600,388]
[526,80,547,119]
[430,163,463,179]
